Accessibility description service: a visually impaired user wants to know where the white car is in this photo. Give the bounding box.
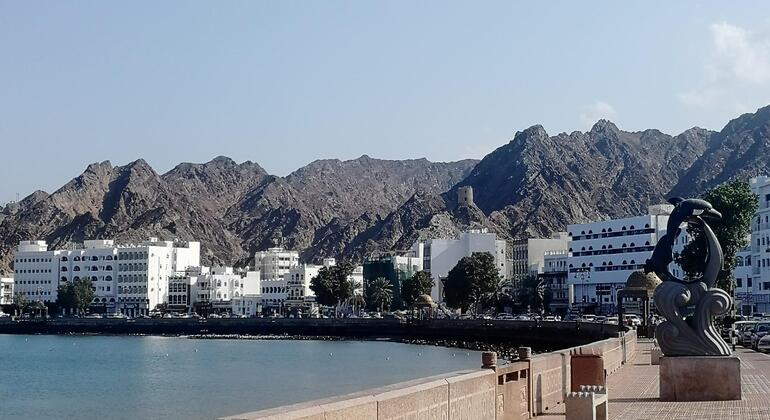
[758,334,770,353]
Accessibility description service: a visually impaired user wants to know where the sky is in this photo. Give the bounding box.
[2,1,770,203]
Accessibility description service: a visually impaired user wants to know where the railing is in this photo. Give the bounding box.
[220,331,638,420]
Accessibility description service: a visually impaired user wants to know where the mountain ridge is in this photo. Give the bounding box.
[1,105,769,273]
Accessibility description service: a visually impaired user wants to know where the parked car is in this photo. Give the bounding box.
[512,315,531,321]
[750,322,770,350]
[85,313,102,319]
[732,320,757,346]
[623,314,642,327]
[495,313,514,321]
[543,315,558,322]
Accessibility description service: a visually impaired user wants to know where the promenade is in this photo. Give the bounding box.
[542,340,770,420]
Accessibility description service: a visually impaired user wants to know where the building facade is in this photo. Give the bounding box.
[414,229,507,302]
[566,204,673,315]
[511,233,570,287]
[539,250,570,314]
[363,249,423,310]
[0,277,13,305]
[751,176,770,313]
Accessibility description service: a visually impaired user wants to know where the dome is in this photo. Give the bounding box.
[625,271,661,292]
[416,294,436,307]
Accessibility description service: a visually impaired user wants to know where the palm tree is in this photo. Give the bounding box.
[348,293,366,316]
[369,277,393,313]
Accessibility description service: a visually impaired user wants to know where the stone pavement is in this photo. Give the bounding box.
[539,340,770,419]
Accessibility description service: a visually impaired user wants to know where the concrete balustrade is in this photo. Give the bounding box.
[221,330,637,420]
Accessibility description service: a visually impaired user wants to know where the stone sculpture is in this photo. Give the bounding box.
[644,197,732,356]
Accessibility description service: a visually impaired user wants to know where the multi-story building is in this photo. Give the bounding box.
[511,233,570,287]
[363,247,423,309]
[413,229,507,302]
[115,238,200,317]
[751,176,770,313]
[170,266,261,316]
[734,246,754,315]
[255,247,299,281]
[539,250,570,314]
[0,277,13,305]
[255,247,299,310]
[567,204,674,315]
[12,241,63,304]
[13,238,200,316]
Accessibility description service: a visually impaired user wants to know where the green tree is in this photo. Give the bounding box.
[368,277,394,313]
[310,262,356,315]
[676,180,758,292]
[12,292,27,317]
[72,278,95,315]
[485,278,514,313]
[516,275,551,313]
[444,252,501,314]
[400,271,435,308]
[56,283,76,314]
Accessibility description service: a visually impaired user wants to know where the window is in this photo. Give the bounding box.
[737,278,743,288]
[62,267,68,272]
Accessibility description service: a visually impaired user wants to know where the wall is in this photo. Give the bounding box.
[220,330,637,420]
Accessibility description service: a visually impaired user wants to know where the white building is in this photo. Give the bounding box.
[511,233,570,285]
[541,250,570,313]
[255,247,299,309]
[751,176,770,313]
[734,246,754,315]
[13,241,62,304]
[413,229,507,302]
[0,277,13,305]
[115,238,200,317]
[169,266,261,316]
[12,238,201,316]
[567,204,674,315]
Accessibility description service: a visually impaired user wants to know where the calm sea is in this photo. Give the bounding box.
[0,335,480,419]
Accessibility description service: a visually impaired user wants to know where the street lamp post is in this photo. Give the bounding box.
[575,269,591,314]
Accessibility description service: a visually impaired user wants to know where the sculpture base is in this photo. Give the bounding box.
[659,356,741,401]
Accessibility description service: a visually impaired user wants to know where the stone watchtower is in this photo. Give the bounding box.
[457,186,474,206]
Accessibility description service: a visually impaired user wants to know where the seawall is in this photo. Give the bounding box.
[0,318,618,351]
[220,330,637,420]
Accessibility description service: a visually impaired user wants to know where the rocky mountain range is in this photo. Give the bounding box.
[2,105,770,272]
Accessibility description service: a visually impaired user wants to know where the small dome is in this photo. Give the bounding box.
[625,271,661,291]
[416,294,436,306]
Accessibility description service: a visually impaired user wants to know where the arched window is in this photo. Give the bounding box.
[61,256,68,262]
[105,276,112,282]
[588,230,593,234]
[629,225,635,230]
[569,248,573,252]
[73,266,80,272]
[607,228,613,232]
[73,276,80,281]
[630,242,635,247]
[601,228,606,233]
[588,246,593,250]
[622,260,628,265]
[91,266,98,271]
[608,262,613,266]
[91,276,98,282]
[62,267,68,272]
[622,243,627,248]
[645,223,650,228]
[91,256,99,261]
[608,245,613,249]
[630,260,636,264]
[73,256,81,262]
[581,263,587,267]
[93,298,100,303]
[602,262,607,266]
[645,241,651,246]
[601,245,607,250]
[109,298,115,303]
[569,264,574,268]
[588,263,594,267]
[61,276,68,282]
[622,226,627,231]
[106,255,113,261]
[105,266,112,271]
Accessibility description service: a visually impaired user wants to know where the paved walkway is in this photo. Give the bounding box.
[541,340,770,419]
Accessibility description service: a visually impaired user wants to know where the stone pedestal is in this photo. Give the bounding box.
[659,356,741,401]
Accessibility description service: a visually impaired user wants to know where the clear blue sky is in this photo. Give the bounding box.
[2,1,769,203]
